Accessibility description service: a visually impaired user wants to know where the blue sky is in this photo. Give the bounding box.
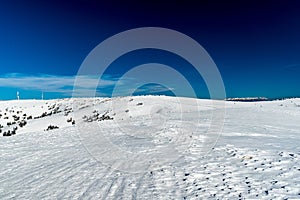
[0,0,300,100]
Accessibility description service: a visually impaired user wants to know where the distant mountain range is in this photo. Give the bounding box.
[226,97,268,102]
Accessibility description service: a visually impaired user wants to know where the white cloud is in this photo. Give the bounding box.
[0,73,177,98]
[134,84,174,93]
[0,73,120,96]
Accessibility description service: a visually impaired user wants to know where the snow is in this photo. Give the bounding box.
[0,96,299,199]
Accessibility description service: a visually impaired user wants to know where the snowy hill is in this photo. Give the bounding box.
[0,96,299,199]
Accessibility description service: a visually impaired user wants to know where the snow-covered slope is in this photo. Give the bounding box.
[0,96,299,199]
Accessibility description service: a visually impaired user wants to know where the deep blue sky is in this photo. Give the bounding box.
[0,0,299,99]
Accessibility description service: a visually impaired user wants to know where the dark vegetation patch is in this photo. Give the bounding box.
[45,125,59,131]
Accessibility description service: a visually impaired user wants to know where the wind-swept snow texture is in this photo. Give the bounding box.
[0,96,299,199]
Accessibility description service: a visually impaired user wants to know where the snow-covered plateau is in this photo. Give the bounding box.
[0,96,299,199]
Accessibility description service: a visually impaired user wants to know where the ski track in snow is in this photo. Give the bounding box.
[0,96,300,199]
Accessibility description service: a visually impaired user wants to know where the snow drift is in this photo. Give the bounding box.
[0,96,299,199]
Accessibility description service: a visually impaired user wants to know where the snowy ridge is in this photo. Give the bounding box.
[0,96,300,199]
